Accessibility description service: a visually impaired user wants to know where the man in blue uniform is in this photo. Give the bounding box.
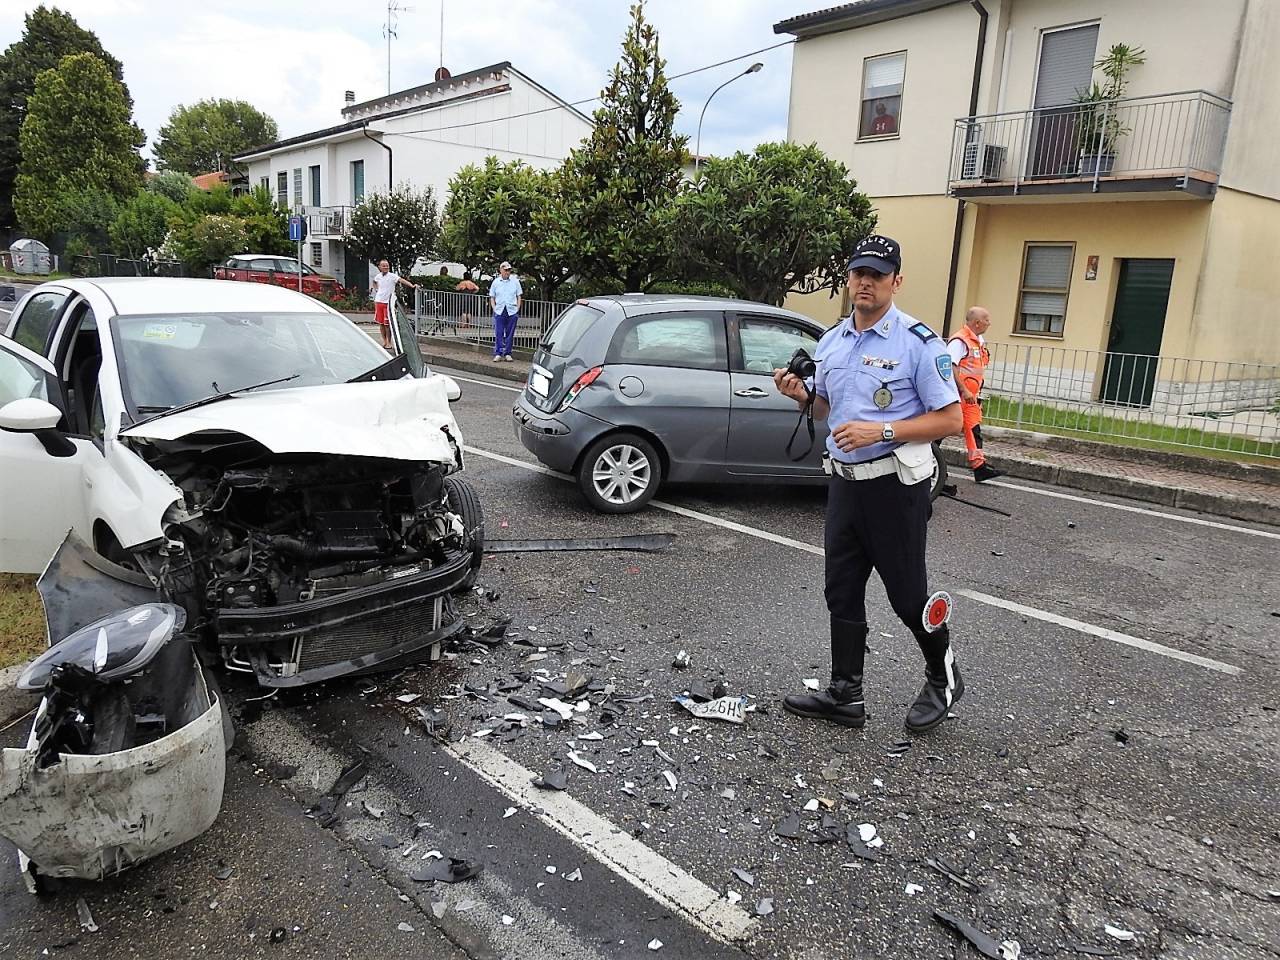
[773,235,964,733]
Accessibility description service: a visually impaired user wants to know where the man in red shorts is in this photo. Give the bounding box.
[371,259,417,349]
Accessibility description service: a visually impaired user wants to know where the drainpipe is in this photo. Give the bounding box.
[362,123,393,190]
[942,0,988,338]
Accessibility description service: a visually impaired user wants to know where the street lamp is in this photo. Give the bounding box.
[694,62,763,174]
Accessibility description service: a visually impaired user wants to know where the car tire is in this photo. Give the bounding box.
[929,441,948,502]
[444,476,485,590]
[577,432,662,514]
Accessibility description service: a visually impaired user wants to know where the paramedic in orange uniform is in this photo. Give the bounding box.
[947,307,1003,483]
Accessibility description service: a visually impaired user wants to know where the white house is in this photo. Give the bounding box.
[234,62,594,292]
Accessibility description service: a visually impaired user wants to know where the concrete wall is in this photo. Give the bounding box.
[1218,0,1280,199]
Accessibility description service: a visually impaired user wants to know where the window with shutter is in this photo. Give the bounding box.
[859,52,906,140]
[1034,25,1100,109]
[1017,243,1074,335]
[292,168,303,208]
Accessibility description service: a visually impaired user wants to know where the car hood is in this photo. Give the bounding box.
[121,378,460,464]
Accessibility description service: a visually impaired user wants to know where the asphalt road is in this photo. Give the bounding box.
[2,362,1277,959]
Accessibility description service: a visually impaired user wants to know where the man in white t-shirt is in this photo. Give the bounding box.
[371,260,417,349]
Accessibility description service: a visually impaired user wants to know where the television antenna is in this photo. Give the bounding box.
[383,1,413,95]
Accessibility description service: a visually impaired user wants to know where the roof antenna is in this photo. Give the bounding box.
[383,0,412,95]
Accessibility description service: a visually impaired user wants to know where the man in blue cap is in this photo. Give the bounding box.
[773,235,965,734]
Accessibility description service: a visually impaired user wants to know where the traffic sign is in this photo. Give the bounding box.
[288,215,307,242]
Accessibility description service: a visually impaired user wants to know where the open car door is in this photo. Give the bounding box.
[389,298,427,378]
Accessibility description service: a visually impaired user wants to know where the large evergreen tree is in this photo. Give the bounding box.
[0,5,133,235]
[154,99,279,176]
[14,52,145,242]
[539,2,687,291]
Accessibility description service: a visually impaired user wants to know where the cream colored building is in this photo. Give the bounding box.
[775,0,1279,410]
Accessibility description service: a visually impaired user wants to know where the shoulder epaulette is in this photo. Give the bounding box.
[909,322,938,343]
[818,322,843,341]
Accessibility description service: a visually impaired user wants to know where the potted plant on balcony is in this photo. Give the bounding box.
[1073,43,1146,176]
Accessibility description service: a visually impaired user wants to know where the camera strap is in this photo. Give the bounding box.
[785,382,816,462]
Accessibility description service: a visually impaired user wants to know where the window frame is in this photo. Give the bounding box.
[7,289,70,356]
[351,159,365,203]
[276,171,288,207]
[308,165,321,207]
[605,310,728,373]
[292,167,303,209]
[857,50,907,142]
[1014,241,1075,338]
[727,312,822,375]
[310,242,323,267]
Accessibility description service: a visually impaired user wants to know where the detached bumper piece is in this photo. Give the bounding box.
[217,552,471,687]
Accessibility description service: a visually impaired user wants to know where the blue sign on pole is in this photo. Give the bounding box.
[288,215,306,242]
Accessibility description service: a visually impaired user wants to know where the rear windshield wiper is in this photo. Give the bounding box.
[127,374,300,429]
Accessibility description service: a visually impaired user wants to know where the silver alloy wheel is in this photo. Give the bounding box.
[591,443,652,505]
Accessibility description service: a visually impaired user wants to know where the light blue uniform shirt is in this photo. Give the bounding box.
[490,275,523,314]
[813,304,960,464]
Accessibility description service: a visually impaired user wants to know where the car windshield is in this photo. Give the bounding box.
[114,312,388,412]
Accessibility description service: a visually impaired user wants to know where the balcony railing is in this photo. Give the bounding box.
[948,90,1231,198]
[304,205,355,237]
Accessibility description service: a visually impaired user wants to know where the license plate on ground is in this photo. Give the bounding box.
[529,371,550,396]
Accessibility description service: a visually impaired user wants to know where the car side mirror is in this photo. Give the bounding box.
[0,397,76,457]
[438,375,462,402]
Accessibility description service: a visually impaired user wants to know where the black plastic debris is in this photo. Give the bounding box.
[933,909,1012,959]
[731,868,755,887]
[927,856,981,891]
[757,744,779,761]
[809,814,843,844]
[484,533,675,553]
[1113,729,1130,745]
[410,858,484,883]
[414,707,452,739]
[508,695,541,712]
[307,760,369,829]
[845,823,882,862]
[532,770,569,791]
[379,834,401,849]
[774,815,803,840]
[269,927,288,944]
[212,863,234,881]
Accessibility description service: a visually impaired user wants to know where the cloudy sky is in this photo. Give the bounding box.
[3,0,822,164]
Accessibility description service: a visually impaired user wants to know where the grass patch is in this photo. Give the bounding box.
[0,267,71,282]
[0,574,45,670]
[984,394,1279,465]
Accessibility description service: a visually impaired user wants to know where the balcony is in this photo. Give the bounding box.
[304,205,354,237]
[948,90,1231,200]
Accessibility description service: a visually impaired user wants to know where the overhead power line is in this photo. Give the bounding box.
[382,38,796,140]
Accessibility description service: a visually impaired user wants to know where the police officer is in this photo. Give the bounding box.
[947,306,1003,482]
[773,235,965,734]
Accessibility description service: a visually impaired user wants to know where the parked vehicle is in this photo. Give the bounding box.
[0,278,483,688]
[214,254,346,299]
[512,294,947,513]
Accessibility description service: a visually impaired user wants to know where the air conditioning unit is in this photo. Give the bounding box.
[962,142,1007,180]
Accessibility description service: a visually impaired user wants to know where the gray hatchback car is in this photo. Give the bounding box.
[513,294,841,513]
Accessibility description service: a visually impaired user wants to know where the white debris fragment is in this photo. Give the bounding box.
[502,915,515,926]
[565,868,583,882]
[802,678,820,691]
[803,799,820,812]
[872,778,884,788]
[503,807,517,819]
[1104,925,1136,941]
[967,830,976,840]
[398,922,415,932]
[662,770,678,791]
[999,940,1022,960]
[580,731,605,741]
[672,650,690,669]
[673,694,748,725]
[905,883,924,896]
[363,801,386,819]
[794,774,808,789]
[540,698,575,720]
[727,890,743,904]
[648,938,664,950]
[76,898,98,933]
[720,788,736,800]
[858,823,878,843]
[575,700,590,713]
[1007,832,1022,847]
[546,865,558,875]
[396,693,422,703]
[1201,836,1214,847]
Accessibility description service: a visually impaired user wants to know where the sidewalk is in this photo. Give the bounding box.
[407,332,1280,528]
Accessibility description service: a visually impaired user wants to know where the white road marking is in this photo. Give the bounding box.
[449,738,756,944]
[465,444,1243,677]
[957,589,1243,676]
[447,373,523,394]
[447,368,1279,542]
[954,473,1280,541]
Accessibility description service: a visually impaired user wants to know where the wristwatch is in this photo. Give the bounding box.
[881,423,896,442]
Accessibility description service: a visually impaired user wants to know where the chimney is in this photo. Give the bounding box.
[343,90,356,113]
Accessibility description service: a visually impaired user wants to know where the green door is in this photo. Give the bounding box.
[1100,259,1174,406]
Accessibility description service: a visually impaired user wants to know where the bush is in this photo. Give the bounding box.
[314,288,370,313]
[163,214,247,274]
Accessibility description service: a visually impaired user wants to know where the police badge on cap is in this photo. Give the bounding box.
[847,235,902,275]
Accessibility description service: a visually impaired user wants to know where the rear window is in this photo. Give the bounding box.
[540,304,601,358]
[607,312,726,372]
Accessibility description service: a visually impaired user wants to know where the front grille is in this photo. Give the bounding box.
[297,595,446,673]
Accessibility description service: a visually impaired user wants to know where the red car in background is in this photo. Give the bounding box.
[214,254,346,299]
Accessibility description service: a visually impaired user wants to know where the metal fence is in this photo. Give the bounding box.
[949,90,1232,193]
[71,254,190,278]
[982,341,1279,458]
[413,288,568,353]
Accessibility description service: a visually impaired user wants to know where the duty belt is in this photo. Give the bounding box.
[824,453,897,481]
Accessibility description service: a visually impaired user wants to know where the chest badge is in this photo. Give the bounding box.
[872,382,894,410]
[861,354,900,370]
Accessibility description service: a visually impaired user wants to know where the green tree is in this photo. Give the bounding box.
[154,99,279,176]
[666,142,876,306]
[110,191,179,260]
[14,52,145,241]
[538,2,687,291]
[0,5,133,234]
[147,170,196,205]
[163,215,248,274]
[441,158,569,298]
[52,184,120,256]
[231,184,292,256]
[345,185,440,277]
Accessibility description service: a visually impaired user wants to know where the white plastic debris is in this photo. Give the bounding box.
[662,770,678,791]
[565,868,582,882]
[76,897,98,933]
[546,865,558,875]
[803,799,820,812]
[1007,832,1022,847]
[858,823,878,843]
[580,731,605,741]
[802,678,820,691]
[567,750,598,774]
[672,650,690,669]
[502,915,515,926]
[363,801,386,819]
[503,807,517,819]
[967,829,976,840]
[1000,941,1022,960]
[396,693,421,703]
[727,890,742,904]
[539,698,575,720]
[398,922,415,932]
[905,882,924,896]
[673,694,748,725]
[648,938,664,950]
[1104,925,1136,941]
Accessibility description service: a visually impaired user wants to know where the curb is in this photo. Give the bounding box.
[424,348,530,383]
[939,445,1280,527]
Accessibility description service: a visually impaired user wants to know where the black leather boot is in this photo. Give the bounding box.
[784,618,867,728]
[905,626,964,734]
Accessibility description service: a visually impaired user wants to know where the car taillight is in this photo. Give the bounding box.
[558,366,603,412]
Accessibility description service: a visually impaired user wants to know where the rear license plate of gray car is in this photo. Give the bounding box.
[529,371,550,396]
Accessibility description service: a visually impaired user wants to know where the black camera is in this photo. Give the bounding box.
[787,348,817,380]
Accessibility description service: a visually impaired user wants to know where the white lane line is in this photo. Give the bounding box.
[953,474,1280,541]
[465,444,1242,677]
[447,373,522,394]
[449,738,756,944]
[957,589,1243,676]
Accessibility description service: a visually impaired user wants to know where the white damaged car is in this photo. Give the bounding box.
[0,278,484,688]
